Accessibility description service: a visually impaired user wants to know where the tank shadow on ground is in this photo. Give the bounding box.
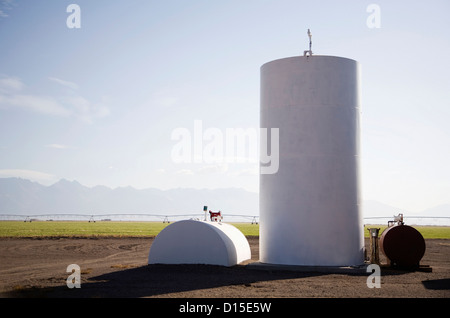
[422,278,450,290]
[4,264,322,298]
[4,262,416,298]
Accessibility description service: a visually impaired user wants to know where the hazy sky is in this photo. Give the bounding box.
[0,0,449,213]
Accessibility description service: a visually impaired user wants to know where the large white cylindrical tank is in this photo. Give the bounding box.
[259,55,364,266]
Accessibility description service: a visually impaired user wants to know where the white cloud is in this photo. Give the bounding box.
[149,89,179,108]
[1,94,72,117]
[45,144,71,149]
[196,164,228,175]
[0,0,14,18]
[0,75,24,92]
[63,95,110,124]
[0,75,110,124]
[174,169,194,176]
[48,77,79,90]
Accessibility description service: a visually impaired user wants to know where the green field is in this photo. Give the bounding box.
[0,221,260,238]
[0,221,169,238]
[0,221,448,239]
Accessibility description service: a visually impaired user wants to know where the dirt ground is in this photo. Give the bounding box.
[0,236,449,298]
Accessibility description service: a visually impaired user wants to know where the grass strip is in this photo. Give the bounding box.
[0,221,448,239]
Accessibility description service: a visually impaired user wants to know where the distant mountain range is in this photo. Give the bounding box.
[0,178,258,216]
[0,178,448,222]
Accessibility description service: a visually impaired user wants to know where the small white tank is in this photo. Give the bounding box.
[260,55,364,266]
[148,220,251,266]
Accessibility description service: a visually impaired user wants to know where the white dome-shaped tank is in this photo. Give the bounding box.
[260,55,364,266]
[148,220,251,266]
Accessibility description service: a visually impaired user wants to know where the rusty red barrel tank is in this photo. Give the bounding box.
[379,224,426,267]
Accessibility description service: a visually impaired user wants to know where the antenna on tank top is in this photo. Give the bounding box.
[304,28,313,57]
